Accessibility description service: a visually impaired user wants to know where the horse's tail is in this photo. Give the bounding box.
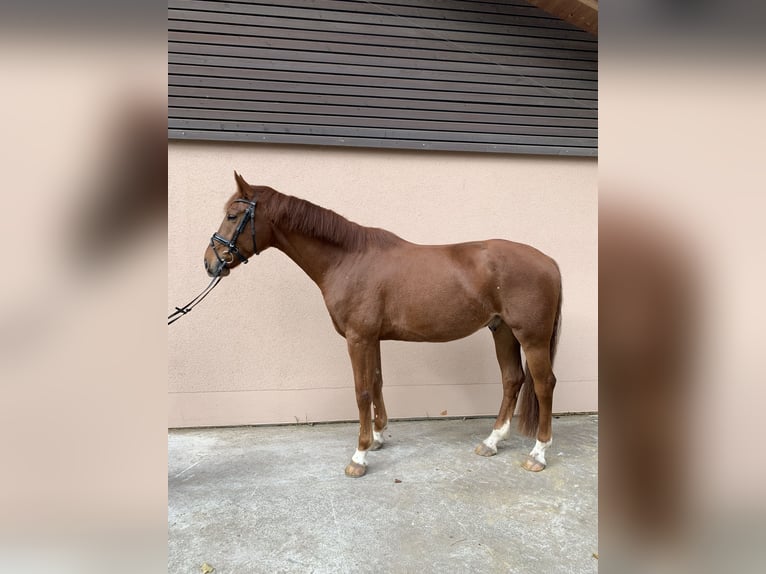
[517,270,563,438]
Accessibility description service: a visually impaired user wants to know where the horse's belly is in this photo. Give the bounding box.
[381,321,487,342]
[380,294,493,342]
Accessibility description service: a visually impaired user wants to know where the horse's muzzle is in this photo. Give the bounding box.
[204,257,230,278]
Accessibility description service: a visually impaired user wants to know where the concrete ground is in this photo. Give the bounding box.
[169,415,598,574]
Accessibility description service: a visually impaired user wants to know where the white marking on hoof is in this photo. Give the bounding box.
[351,449,368,466]
[482,420,511,450]
[529,438,553,466]
[372,429,384,446]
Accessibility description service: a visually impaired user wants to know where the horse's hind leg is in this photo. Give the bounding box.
[475,321,524,457]
[370,343,387,451]
[520,343,557,471]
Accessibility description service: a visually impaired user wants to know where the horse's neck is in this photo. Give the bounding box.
[270,225,346,288]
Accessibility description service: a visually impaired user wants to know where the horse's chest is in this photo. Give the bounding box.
[321,283,383,337]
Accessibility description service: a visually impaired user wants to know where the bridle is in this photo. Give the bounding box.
[209,198,259,268]
[168,198,258,325]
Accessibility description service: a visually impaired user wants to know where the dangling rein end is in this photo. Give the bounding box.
[168,276,222,325]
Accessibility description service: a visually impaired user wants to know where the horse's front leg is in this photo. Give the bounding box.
[370,342,387,451]
[344,335,380,478]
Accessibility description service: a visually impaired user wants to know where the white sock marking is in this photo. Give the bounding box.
[373,429,384,445]
[351,449,368,466]
[529,438,553,466]
[482,420,511,451]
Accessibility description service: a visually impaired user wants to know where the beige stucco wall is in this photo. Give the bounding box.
[168,142,597,428]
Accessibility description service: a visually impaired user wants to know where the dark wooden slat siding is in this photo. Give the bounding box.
[169,52,596,90]
[169,106,597,138]
[169,20,597,62]
[169,96,597,128]
[170,62,596,100]
[183,0,570,26]
[169,74,589,109]
[168,38,596,81]
[168,0,597,156]
[170,85,596,119]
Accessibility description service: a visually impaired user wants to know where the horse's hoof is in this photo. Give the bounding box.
[370,439,384,451]
[522,456,546,472]
[474,443,497,457]
[344,461,367,478]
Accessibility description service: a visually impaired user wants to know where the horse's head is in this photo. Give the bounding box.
[203,172,273,277]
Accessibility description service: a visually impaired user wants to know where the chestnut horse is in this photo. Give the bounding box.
[203,172,562,478]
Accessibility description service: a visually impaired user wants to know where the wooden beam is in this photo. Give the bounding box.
[526,0,598,36]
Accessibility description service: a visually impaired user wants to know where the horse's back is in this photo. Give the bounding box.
[374,238,560,311]
[419,238,558,289]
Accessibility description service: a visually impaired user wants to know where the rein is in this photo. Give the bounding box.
[168,198,257,326]
[168,275,222,325]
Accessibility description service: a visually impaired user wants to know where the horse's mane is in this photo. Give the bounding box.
[242,187,400,252]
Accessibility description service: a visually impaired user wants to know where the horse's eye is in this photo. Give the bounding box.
[227,214,237,221]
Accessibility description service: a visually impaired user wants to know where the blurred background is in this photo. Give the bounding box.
[0,1,167,572]
[600,0,766,572]
[1,0,765,572]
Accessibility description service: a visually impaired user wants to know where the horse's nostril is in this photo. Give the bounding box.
[204,259,209,271]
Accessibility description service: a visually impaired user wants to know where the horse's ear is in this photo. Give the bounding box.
[233,171,252,198]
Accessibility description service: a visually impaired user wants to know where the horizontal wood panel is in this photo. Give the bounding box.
[169,128,596,156]
[169,84,597,118]
[168,52,597,91]
[168,3,592,41]
[168,38,598,81]
[169,62,596,100]
[169,74,594,110]
[167,9,597,52]
[169,96,597,129]
[169,108,597,138]
[167,33,597,73]
[168,18,596,61]
[169,119,595,149]
[169,0,570,28]
[168,0,598,156]
[168,128,596,156]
